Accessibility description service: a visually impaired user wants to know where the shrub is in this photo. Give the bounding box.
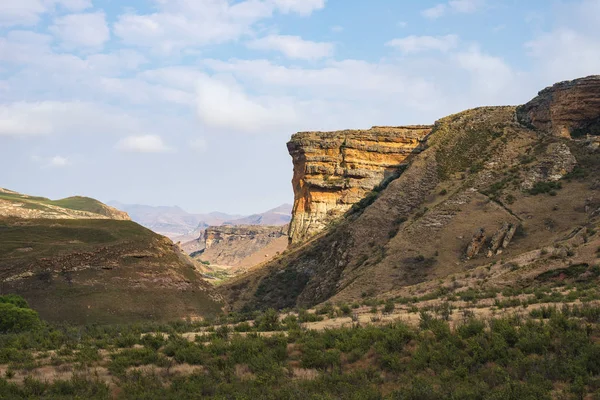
[383,301,395,314]
[0,303,41,334]
[528,181,562,195]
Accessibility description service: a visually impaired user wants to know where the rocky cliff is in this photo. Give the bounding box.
[287,126,431,244]
[517,75,600,138]
[222,75,600,312]
[197,225,288,270]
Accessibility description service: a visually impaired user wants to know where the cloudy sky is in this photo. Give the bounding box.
[0,0,598,214]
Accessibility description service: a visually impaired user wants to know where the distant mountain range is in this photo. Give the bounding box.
[108,201,292,240]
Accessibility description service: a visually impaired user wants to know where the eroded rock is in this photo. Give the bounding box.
[517,75,600,138]
[287,126,432,243]
[466,228,486,259]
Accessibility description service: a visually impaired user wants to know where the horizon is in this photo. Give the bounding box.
[1,0,599,214]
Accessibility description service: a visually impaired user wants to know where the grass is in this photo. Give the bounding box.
[0,191,119,218]
[0,219,223,324]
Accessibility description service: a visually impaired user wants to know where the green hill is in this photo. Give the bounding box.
[0,190,223,324]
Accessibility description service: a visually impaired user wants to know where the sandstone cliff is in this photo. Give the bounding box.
[287,126,431,243]
[517,75,600,138]
[196,225,288,270]
[222,75,600,311]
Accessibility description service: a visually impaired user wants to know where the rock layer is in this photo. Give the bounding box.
[287,126,432,243]
[517,75,600,138]
[198,225,288,268]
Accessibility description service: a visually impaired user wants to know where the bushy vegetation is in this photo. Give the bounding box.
[1,291,600,399]
[0,295,41,334]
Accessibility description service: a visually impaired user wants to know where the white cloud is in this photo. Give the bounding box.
[331,25,343,33]
[0,0,92,27]
[270,0,325,15]
[386,35,459,54]
[116,135,173,153]
[195,74,298,133]
[0,101,150,137]
[247,35,334,60]
[114,0,326,53]
[422,4,447,19]
[422,0,484,19]
[449,0,483,13]
[190,137,208,152]
[454,47,521,99]
[50,12,110,49]
[524,0,600,84]
[49,156,69,167]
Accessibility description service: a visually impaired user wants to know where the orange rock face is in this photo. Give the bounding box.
[517,75,600,138]
[287,126,432,244]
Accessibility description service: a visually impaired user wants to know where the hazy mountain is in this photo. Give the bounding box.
[223,204,293,226]
[108,202,292,240]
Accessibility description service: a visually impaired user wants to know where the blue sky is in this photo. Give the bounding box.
[0,0,598,214]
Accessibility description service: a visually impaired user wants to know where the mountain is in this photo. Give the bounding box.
[1,191,223,324]
[221,75,600,311]
[108,202,291,240]
[107,201,242,240]
[223,204,293,226]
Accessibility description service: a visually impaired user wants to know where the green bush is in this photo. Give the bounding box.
[0,303,41,334]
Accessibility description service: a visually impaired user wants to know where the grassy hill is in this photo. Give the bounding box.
[0,189,129,220]
[0,190,223,324]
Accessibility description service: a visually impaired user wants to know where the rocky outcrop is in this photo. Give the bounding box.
[466,228,487,259]
[287,126,432,243]
[521,143,577,190]
[487,223,518,257]
[221,76,600,312]
[517,75,600,138]
[198,225,288,269]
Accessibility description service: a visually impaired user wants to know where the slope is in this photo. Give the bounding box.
[0,191,223,324]
[0,189,129,220]
[221,76,600,312]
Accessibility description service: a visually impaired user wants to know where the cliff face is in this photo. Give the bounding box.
[517,75,600,138]
[287,126,432,243]
[198,225,288,269]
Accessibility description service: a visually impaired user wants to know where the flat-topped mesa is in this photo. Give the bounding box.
[287,125,432,244]
[517,75,600,138]
[204,225,288,250]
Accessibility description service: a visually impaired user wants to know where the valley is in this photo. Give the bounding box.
[1,75,600,399]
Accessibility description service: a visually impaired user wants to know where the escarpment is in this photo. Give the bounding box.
[287,126,432,244]
[221,75,600,312]
[195,225,288,269]
[517,75,600,138]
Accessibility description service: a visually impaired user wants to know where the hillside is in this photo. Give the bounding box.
[0,189,129,220]
[221,75,600,312]
[0,192,223,324]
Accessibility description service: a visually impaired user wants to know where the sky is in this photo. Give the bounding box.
[0,0,599,214]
